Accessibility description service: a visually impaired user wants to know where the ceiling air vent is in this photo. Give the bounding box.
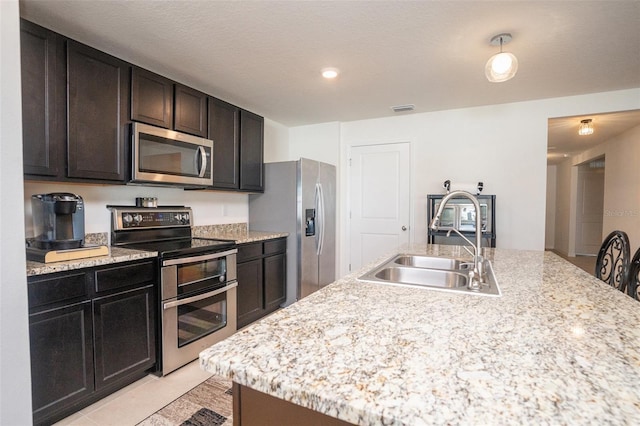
[391,104,415,113]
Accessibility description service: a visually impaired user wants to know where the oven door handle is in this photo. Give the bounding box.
[163,281,237,310]
[162,248,237,267]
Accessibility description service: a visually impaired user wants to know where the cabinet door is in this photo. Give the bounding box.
[93,285,156,390]
[264,253,286,312]
[237,258,264,329]
[29,301,94,425]
[67,40,129,181]
[208,97,240,189]
[239,110,264,192]
[20,20,65,178]
[131,67,173,128]
[174,84,207,137]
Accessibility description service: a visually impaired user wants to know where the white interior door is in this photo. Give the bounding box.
[349,142,410,271]
[575,162,605,255]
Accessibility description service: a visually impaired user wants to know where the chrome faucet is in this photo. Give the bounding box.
[429,190,484,290]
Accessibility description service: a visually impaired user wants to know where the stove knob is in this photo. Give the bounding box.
[123,214,133,224]
[134,214,143,224]
[182,213,190,224]
[175,214,183,222]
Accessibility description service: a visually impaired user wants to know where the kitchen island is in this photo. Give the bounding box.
[200,244,640,425]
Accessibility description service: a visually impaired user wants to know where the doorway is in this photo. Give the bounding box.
[348,142,410,272]
[574,157,605,256]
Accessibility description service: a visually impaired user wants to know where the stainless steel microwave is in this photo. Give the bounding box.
[433,201,491,233]
[131,122,213,187]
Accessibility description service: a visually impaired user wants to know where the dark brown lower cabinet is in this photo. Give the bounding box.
[93,285,156,390]
[237,258,264,328]
[237,238,286,329]
[29,301,94,425]
[27,259,157,425]
[233,382,353,426]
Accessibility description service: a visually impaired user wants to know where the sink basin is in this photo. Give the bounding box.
[392,255,471,271]
[374,266,468,288]
[358,254,501,297]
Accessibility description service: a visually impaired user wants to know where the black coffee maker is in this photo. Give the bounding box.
[31,193,85,250]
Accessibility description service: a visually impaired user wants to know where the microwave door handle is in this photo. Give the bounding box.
[195,146,207,178]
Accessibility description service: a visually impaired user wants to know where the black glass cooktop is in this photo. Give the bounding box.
[124,238,235,259]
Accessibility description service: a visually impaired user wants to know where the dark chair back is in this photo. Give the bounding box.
[627,246,640,300]
[595,230,630,292]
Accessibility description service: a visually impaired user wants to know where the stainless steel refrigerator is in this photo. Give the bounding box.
[249,158,336,306]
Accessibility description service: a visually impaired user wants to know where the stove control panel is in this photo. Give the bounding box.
[110,207,192,230]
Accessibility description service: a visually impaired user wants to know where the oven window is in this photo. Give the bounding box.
[139,133,211,178]
[177,258,226,294]
[178,291,227,347]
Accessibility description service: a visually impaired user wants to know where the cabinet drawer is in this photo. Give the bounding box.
[94,260,155,293]
[237,242,263,263]
[264,238,286,255]
[28,272,88,310]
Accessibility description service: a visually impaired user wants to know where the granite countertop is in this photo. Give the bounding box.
[25,224,286,277]
[193,225,288,244]
[26,246,158,277]
[200,244,640,425]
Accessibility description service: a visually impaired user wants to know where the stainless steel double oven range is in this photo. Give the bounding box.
[110,206,237,376]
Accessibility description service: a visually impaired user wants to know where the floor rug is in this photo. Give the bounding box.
[137,376,232,426]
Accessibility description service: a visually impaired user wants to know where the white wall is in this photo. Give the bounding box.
[23,182,249,238]
[1,1,33,423]
[289,122,340,166]
[334,90,640,277]
[264,118,290,163]
[603,125,640,251]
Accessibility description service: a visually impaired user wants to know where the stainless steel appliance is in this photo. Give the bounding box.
[31,193,85,249]
[427,194,496,248]
[249,158,336,305]
[131,122,214,187]
[110,206,237,376]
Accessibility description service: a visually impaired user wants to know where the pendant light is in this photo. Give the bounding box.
[485,33,518,83]
[578,119,594,136]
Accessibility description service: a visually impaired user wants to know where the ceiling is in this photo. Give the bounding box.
[547,109,640,165]
[19,0,640,129]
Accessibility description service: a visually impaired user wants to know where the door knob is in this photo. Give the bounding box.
[401,226,407,231]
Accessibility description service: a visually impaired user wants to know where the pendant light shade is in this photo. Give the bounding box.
[485,33,518,83]
[578,119,594,136]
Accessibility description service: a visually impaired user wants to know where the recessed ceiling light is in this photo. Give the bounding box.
[321,68,339,79]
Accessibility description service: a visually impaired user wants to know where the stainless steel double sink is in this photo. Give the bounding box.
[358,254,501,297]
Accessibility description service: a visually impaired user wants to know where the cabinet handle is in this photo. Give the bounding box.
[402,226,407,231]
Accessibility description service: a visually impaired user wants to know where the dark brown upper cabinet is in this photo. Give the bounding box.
[239,109,265,192]
[174,84,207,137]
[20,20,65,178]
[66,40,130,182]
[208,97,240,189]
[131,67,173,129]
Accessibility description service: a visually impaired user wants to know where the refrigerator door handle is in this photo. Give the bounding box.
[314,183,321,255]
[317,183,326,255]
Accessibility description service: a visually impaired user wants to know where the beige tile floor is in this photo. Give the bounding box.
[550,249,597,275]
[54,360,213,426]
